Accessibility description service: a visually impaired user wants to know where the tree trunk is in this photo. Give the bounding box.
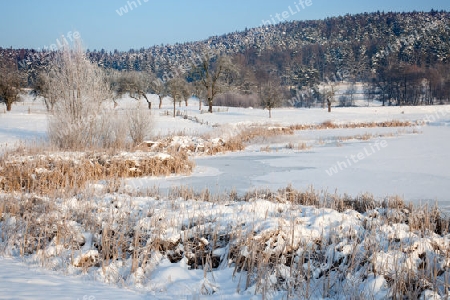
[6,101,12,111]
[199,99,202,110]
[173,100,176,118]
[269,108,272,118]
[159,95,162,109]
[142,93,151,110]
[208,98,213,113]
[208,85,213,113]
[185,99,188,106]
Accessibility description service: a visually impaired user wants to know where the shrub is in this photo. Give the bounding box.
[46,42,114,150]
[126,103,153,146]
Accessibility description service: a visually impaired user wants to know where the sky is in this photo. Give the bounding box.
[0,0,449,51]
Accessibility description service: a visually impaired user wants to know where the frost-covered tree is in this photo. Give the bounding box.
[33,64,61,112]
[192,80,206,110]
[47,41,119,150]
[179,79,192,107]
[112,71,152,109]
[0,54,25,111]
[167,77,185,117]
[149,76,167,109]
[343,82,357,107]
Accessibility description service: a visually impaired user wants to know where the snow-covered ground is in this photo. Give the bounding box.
[5,95,448,207]
[0,257,145,300]
[0,101,47,152]
[0,188,447,299]
[1,95,450,299]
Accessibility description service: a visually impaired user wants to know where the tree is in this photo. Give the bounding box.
[191,52,236,113]
[345,82,357,106]
[260,80,284,118]
[167,77,185,117]
[321,82,337,109]
[0,54,25,111]
[47,41,115,150]
[180,80,192,107]
[112,71,152,109]
[291,65,320,108]
[149,76,167,109]
[33,63,61,112]
[192,80,206,110]
[363,81,377,107]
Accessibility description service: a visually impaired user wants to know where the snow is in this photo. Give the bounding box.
[0,257,145,300]
[1,95,450,298]
[1,191,417,299]
[127,124,450,209]
[0,100,47,152]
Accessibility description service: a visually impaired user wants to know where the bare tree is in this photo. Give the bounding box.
[363,82,377,107]
[192,80,206,110]
[0,54,25,111]
[149,77,167,109]
[167,77,184,117]
[345,82,357,106]
[33,64,61,112]
[191,52,236,113]
[322,81,337,109]
[179,79,192,107]
[112,71,152,109]
[260,80,284,118]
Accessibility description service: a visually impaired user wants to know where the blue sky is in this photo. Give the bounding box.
[1,0,448,51]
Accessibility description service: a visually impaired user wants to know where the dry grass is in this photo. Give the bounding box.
[146,120,414,158]
[0,185,448,298]
[260,145,272,152]
[200,125,295,155]
[196,120,414,156]
[296,142,310,150]
[337,133,373,142]
[151,125,295,156]
[291,120,415,131]
[285,141,310,150]
[335,131,416,143]
[0,149,194,194]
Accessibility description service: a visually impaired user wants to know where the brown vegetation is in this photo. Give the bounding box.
[0,150,194,194]
[0,185,448,298]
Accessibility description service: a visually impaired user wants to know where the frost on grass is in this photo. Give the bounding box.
[0,187,449,299]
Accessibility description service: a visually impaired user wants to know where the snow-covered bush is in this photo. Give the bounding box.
[46,41,120,150]
[126,102,153,146]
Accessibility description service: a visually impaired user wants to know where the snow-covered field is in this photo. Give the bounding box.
[1,95,450,299]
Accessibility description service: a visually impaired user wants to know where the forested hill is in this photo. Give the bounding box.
[3,10,450,106]
[89,10,449,80]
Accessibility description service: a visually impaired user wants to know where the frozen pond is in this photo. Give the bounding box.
[127,124,450,211]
